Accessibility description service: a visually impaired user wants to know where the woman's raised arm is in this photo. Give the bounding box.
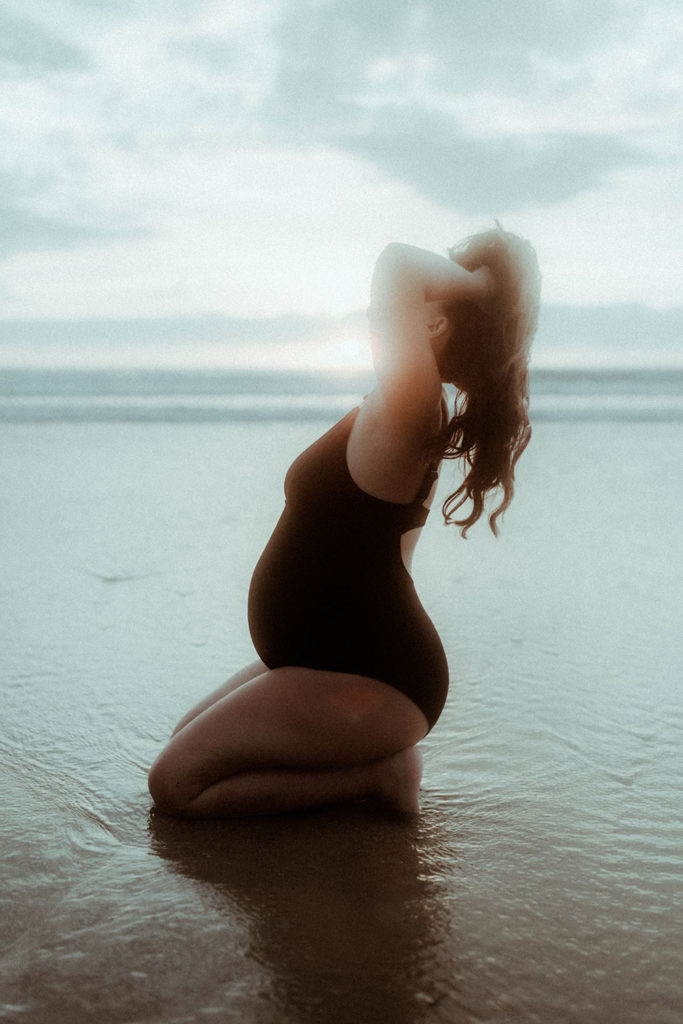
[367,243,492,419]
[371,243,492,312]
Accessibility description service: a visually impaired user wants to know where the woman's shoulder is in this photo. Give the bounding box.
[346,386,446,504]
[358,382,444,430]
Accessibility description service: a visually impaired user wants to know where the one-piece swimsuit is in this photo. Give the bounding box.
[247,407,449,729]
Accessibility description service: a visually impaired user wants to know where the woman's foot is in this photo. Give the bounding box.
[371,746,423,814]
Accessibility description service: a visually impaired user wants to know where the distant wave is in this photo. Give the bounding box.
[0,367,681,422]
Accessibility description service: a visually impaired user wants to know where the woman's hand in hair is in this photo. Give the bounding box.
[471,265,496,315]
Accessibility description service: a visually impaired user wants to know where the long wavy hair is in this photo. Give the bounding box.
[435,223,541,536]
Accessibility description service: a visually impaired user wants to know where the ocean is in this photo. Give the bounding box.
[0,365,682,422]
[1,364,681,1023]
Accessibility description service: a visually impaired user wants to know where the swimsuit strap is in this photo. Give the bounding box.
[415,463,440,505]
[351,404,440,509]
[414,392,448,505]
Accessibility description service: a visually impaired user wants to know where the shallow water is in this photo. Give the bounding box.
[1,418,681,1023]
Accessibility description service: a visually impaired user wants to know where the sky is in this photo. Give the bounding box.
[1,0,681,369]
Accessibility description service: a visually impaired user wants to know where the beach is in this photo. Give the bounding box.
[1,391,682,1023]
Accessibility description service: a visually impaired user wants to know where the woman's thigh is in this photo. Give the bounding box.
[149,666,429,804]
[171,658,268,735]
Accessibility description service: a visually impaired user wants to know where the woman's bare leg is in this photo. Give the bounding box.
[170,748,424,817]
[148,666,428,818]
[171,659,267,736]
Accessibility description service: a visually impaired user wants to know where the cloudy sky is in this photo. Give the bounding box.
[1,0,681,368]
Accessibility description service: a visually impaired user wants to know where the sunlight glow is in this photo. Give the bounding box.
[318,335,372,372]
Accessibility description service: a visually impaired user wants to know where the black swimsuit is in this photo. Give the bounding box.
[247,408,449,729]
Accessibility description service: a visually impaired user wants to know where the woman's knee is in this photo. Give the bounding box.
[147,667,428,813]
[148,751,196,816]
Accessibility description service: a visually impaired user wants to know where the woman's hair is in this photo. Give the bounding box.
[435,223,541,537]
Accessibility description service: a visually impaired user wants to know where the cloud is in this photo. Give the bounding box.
[340,112,651,213]
[0,167,149,259]
[258,0,672,211]
[0,8,88,73]
[0,309,372,370]
[0,143,152,257]
[0,312,338,345]
[0,0,680,323]
[269,0,623,103]
[0,203,146,257]
[534,303,683,366]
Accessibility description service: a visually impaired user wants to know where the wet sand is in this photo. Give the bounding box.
[1,417,681,1023]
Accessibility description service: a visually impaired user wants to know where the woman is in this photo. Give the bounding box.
[148,225,541,818]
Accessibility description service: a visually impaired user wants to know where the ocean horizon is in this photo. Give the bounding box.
[1,364,681,422]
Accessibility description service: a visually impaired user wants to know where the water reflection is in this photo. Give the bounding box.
[148,805,452,1024]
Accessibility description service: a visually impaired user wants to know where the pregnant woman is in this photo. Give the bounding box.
[148,226,540,817]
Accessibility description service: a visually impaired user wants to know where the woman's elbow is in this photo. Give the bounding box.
[376,242,411,272]
[372,243,420,300]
